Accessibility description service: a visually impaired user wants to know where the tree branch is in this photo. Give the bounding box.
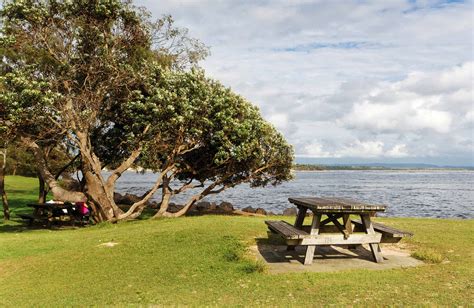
[106,124,150,188]
[54,153,80,180]
[117,164,175,219]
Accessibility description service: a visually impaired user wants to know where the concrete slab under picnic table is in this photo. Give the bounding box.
[251,243,423,274]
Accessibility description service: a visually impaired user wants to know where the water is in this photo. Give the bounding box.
[111,170,474,219]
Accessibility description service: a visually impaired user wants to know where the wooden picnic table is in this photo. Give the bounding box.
[266,196,414,265]
[19,203,77,227]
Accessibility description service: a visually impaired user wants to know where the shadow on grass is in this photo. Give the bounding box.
[0,216,90,233]
[0,218,46,233]
[255,235,378,265]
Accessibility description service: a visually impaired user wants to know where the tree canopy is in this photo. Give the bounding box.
[0,0,293,222]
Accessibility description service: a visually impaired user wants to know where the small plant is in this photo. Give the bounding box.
[240,260,267,274]
[411,248,444,263]
[222,235,246,262]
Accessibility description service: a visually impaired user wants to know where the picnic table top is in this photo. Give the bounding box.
[288,197,386,213]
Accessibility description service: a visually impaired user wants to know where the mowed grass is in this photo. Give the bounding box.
[2,176,40,215]
[0,176,473,306]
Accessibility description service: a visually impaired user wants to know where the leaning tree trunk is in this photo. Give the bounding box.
[22,138,87,203]
[154,177,172,217]
[75,129,170,222]
[37,171,48,203]
[0,160,10,220]
[154,194,201,218]
[154,186,212,218]
[75,131,125,222]
[82,167,122,222]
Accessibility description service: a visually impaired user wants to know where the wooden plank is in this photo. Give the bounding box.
[361,214,384,263]
[327,214,349,238]
[299,233,381,245]
[18,214,36,220]
[343,214,352,233]
[280,221,307,237]
[265,220,309,239]
[352,219,413,239]
[304,214,321,265]
[309,214,322,235]
[290,209,305,250]
[320,213,343,226]
[267,221,297,238]
[294,206,307,228]
[288,197,386,213]
[304,245,316,265]
[266,220,384,244]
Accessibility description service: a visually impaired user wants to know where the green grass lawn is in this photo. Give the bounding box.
[0,176,473,306]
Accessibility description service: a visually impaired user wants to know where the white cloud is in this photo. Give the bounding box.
[267,113,289,130]
[136,0,474,164]
[386,144,409,158]
[302,140,411,159]
[336,140,385,158]
[341,63,474,135]
[464,110,474,124]
[402,62,474,96]
[343,100,453,133]
[303,142,332,158]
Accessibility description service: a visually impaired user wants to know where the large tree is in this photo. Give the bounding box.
[1,0,292,222]
[1,0,207,221]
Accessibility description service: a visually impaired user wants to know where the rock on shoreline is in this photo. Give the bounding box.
[113,192,292,216]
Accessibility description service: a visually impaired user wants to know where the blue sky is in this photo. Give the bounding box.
[137,0,473,166]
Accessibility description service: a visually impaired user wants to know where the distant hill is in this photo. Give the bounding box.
[293,163,474,171]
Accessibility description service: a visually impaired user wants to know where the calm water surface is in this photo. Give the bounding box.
[112,170,474,219]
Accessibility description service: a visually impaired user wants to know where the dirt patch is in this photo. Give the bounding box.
[250,243,423,274]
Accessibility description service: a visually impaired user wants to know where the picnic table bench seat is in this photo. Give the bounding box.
[265,219,383,246]
[266,219,412,244]
[351,219,413,243]
[18,213,48,226]
[18,213,36,220]
[265,220,310,239]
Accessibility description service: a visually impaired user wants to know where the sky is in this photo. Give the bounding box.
[136,0,473,166]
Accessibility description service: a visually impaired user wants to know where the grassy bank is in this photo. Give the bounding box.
[0,176,473,306]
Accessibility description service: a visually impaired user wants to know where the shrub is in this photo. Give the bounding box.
[411,248,444,263]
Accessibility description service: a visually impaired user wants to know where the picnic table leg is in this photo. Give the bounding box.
[46,209,54,229]
[360,214,383,263]
[287,206,307,251]
[343,214,357,250]
[294,205,307,228]
[304,213,321,265]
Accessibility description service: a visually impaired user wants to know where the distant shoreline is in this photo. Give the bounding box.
[293,169,473,172]
[292,164,474,172]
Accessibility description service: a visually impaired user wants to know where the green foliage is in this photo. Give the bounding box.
[0,0,291,219]
[0,0,208,142]
[4,144,37,176]
[0,142,77,179]
[412,248,444,263]
[141,68,294,192]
